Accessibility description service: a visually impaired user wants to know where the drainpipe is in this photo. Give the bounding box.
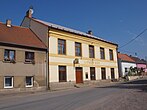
[46,28,50,90]
[46,48,49,90]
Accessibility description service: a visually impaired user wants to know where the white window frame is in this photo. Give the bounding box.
[4,76,13,88]
[25,76,34,87]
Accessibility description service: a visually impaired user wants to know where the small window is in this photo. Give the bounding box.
[125,68,128,72]
[100,47,105,59]
[4,76,13,88]
[4,49,15,61]
[25,52,34,62]
[89,45,95,58]
[59,66,67,82]
[58,39,66,55]
[75,42,82,56]
[26,76,33,87]
[109,49,114,60]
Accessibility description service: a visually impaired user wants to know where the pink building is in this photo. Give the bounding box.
[130,56,147,72]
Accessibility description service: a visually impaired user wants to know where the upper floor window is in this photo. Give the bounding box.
[75,42,82,56]
[89,45,94,58]
[58,39,66,55]
[109,49,114,60]
[100,47,105,59]
[4,49,15,61]
[25,52,34,62]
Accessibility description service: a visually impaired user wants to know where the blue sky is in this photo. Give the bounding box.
[0,0,147,59]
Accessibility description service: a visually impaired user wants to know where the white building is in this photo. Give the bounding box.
[118,53,136,77]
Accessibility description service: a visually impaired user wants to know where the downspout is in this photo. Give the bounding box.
[46,27,50,90]
[116,47,120,78]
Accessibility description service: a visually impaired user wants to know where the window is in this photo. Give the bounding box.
[101,68,106,80]
[58,39,66,55]
[100,47,105,59]
[125,68,128,72]
[4,49,15,61]
[75,42,82,56]
[59,66,67,82]
[25,52,34,62]
[4,76,13,88]
[109,49,114,60]
[111,68,115,79]
[89,45,94,58]
[26,76,33,87]
[90,67,96,80]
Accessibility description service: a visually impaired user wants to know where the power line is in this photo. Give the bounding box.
[119,28,147,49]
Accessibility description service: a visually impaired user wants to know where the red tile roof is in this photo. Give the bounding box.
[0,22,46,49]
[118,53,135,63]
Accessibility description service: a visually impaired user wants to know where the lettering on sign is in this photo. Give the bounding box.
[84,60,100,65]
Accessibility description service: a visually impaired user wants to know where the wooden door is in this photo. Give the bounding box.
[76,67,83,83]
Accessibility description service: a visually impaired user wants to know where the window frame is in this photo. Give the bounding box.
[90,67,96,80]
[111,68,115,79]
[59,66,67,82]
[4,49,15,61]
[58,39,66,55]
[100,47,105,59]
[109,49,114,60]
[89,45,95,58]
[75,42,82,56]
[25,76,34,87]
[101,67,106,80]
[4,76,14,88]
[25,51,35,62]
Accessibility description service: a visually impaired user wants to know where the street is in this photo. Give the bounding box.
[0,78,147,110]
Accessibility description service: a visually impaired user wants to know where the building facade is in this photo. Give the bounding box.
[130,56,147,72]
[118,53,136,77]
[0,21,47,92]
[21,9,119,90]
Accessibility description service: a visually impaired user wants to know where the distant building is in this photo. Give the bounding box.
[21,9,119,90]
[0,20,47,92]
[118,53,136,77]
[130,56,147,72]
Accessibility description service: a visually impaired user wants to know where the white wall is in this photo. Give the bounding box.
[121,62,136,76]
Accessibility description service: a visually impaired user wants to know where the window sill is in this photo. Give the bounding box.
[24,61,35,64]
[3,60,16,63]
[4,86,13,89]
[26,85,33,88]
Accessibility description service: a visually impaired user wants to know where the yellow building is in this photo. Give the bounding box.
[21,9,119,90]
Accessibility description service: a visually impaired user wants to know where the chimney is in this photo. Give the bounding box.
[87,30,93,35]
[26,7,34,18]
[6,19,11,27]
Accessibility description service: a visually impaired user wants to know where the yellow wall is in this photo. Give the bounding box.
[48,28,119,82]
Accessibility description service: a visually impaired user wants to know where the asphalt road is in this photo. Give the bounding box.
[0,78,147,110]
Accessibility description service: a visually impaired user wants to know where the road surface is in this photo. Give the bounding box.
[0,78,147,110]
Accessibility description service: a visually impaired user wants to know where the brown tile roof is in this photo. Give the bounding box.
[118,53,135,63]
[0,22,47,49]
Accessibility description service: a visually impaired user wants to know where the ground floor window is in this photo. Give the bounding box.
[111,68,115,79]
[59,66,67,82]
[90,67,96,80]
[101,68,106,80]
[4,76,13,88]
[26,76,34,87]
